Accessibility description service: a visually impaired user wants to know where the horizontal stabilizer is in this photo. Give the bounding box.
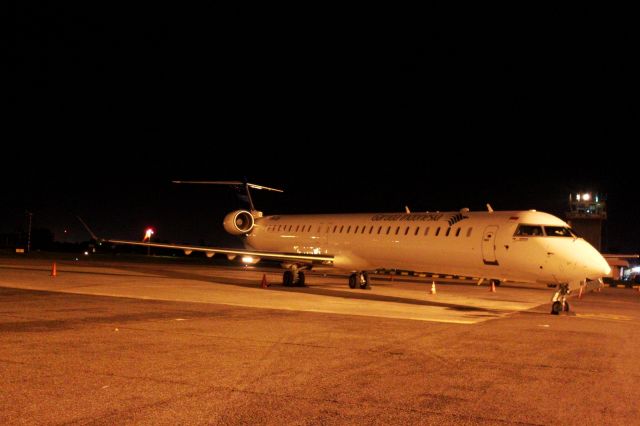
[172,181,283,192]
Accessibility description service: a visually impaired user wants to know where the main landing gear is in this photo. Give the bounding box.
[282,265,306,287]
[551,283,571,315]
[348,271,371,290]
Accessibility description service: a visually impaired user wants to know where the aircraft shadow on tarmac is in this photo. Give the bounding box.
[113,265,506,315]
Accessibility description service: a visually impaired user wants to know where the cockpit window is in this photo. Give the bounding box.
[544,226,575,237]
[514,225,543,237]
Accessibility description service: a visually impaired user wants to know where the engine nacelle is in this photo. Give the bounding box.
[223,210,255,235]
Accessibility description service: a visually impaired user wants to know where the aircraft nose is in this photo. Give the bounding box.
[583,245,611,279]
[589,256,611,277]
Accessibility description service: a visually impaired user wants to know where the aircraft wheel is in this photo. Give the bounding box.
[563,301,570,312]
[492,279,501,287]
[551,301,562,315]
[296,271,305,287]
[359,272,370,289]
[283,270,294,287]
[348,273,357,289]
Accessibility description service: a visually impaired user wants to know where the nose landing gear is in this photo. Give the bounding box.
[348,271,371,289]
[551,283,570,315]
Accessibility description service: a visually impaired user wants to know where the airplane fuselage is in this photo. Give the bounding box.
[246,210,610,287]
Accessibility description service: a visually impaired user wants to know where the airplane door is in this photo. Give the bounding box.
[481,225,499,265]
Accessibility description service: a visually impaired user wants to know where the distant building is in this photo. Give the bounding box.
[566,192,606,252]
[0,232,22,249]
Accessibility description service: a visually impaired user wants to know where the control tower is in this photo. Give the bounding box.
[566,192,607,252]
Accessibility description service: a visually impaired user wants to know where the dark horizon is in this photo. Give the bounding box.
[1,161,638,253]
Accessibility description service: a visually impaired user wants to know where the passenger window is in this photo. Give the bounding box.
[435,227,441,236]
[333,225,337,233]
[347,226,351,233]
[424,227,430,236]
[514,225,543,237]
[395,227,400,235]
[467,227,473,237]
[363,226,368,234]
[386,226,391,235]
[455,228,461,237]
[340,225,344,233]
[404,227,410,235]
[445,227,451,237]
[378,226,382,234]
[415,227,420,236]
[354,226,359,234]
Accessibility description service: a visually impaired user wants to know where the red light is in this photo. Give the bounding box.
[143,228,155,241]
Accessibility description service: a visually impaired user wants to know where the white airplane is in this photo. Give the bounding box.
[94,181,611,315]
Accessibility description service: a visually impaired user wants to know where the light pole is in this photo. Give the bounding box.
[144,228,154,256]
[26,211,33,254]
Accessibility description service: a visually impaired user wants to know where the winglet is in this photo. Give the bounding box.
[486,203,494,214]
[76,216,99,241]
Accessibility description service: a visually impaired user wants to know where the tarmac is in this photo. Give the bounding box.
[1,254,639,424]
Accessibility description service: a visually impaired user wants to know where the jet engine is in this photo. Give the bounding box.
[223,210,255,235]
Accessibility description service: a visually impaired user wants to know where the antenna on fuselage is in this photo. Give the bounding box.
[486,203,494,214]
[171,180,283,212]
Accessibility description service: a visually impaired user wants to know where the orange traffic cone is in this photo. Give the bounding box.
[490,281,496,292]
[430,281,436,295]
[260,274,268,288]
[50,262,57,277]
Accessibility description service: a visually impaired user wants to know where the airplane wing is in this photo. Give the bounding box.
[106,239,334,264]
[77,216,333,265]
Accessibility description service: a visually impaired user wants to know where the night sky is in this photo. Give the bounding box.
[8,6,638,252]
